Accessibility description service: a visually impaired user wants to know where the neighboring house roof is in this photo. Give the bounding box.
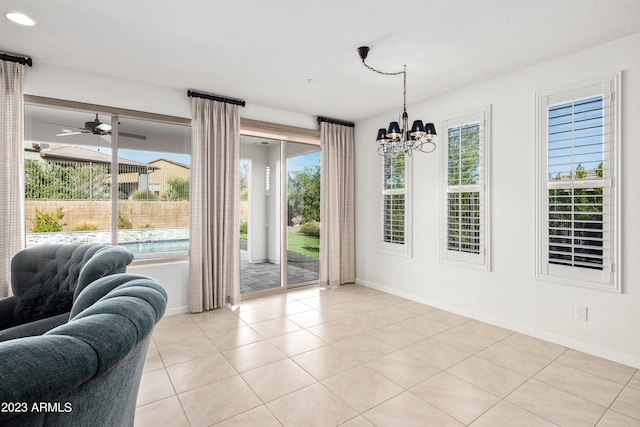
[39,144,157,169]
[553,168,602,181]
[148,158,190,169]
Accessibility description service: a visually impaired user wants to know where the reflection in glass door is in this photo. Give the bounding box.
[286,142,321,287]
[239,137,282,294]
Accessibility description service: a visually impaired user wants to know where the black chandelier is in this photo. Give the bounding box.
[358,46,437,156]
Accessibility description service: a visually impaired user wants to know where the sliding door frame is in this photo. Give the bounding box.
[239,121,320,300]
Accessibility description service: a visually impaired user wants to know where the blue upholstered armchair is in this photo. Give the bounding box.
[0,273,167,427]
[0,244,134,342]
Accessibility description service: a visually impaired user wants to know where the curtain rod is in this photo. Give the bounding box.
[317,116,355,128]
[187,89,245,107]
[0,52,33,67]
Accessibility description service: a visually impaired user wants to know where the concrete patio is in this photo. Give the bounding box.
[239,239,319,294]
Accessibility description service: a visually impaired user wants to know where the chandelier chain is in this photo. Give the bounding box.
[360,59,405,77]
[403,65,406,112]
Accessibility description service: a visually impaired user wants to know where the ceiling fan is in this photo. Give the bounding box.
[54,114,147,140]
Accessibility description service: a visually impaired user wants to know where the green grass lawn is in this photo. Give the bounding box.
[240,232,319,259]
[287,232,320,259]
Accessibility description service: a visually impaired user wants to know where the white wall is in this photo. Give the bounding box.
[127,260,189,317]
[241,145,268,263]
[267,147,282,264]
[24,63,318,129]
[355,32,640,368]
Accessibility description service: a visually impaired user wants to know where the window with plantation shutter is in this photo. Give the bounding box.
[536,74,620,291]
[441,107,489,268]
[380,151,411,256]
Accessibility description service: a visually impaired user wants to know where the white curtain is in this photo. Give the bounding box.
[188,98,240,311]
[319,121,355,287]
[0,60,25,298]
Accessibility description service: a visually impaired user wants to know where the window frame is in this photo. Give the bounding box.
[379,150,412,257]
[440,106,491,269]
[24,96,191,261]
[534,73,621,292]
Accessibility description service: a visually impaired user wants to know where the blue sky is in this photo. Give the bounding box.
[288,151,320,173]
[547,96,603,178]
[111,148,319,172]
[118,149,190,166]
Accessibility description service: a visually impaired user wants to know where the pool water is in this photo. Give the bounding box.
[119,239,189,254]
[26,227,190,255]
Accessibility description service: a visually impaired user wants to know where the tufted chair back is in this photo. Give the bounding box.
[0,244,134,341]
[11,244,121,297]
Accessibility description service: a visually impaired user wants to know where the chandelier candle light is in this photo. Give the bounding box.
[358,46,437,156]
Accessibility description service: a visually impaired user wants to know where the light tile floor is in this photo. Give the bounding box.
[135,284,640,427]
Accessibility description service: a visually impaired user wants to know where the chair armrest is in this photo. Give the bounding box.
[0,312,69,342]
[0,297,18,330]
[0,335,98,422]
[75,247,134,299]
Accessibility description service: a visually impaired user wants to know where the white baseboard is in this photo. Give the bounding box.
[164,305,189,317]
[356,278,640,369]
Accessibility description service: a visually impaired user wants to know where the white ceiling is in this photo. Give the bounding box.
[2,0,640,122]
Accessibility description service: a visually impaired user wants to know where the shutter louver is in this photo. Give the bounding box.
[547,96,607,271]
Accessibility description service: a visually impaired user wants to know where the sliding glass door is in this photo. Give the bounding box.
[239,136,320,295]
[286,142,320,286]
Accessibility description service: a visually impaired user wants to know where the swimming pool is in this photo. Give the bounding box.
[119,238,189,254]
[26,227,189,255]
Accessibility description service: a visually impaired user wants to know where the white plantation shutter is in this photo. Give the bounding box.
[381,151,411,256]
[547,96,606,270]
[442,108,489,268]
[537,74,620,291]
[383,192,405,244]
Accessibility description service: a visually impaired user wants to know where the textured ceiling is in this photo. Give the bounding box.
[2,0,640,122]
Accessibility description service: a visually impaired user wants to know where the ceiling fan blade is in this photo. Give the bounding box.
[119,132,148,140]
[96,123,112,132]
[45,121,78,128]
[56,131,83,136]
[46,115,146,141]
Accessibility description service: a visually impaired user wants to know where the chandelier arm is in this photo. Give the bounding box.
[414,141,437,153]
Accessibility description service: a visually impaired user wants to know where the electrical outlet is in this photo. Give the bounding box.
[575,306,588,321]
